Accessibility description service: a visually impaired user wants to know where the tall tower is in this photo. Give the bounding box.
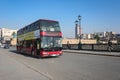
[75,20,79,38]
[75,15,82,39]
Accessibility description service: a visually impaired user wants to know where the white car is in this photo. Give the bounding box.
[0,43,6,48]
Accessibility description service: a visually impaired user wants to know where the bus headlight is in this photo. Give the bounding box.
[43,52,48,54]
[59,51,62,54]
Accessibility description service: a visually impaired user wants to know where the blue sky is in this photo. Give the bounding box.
[0,0,120,38]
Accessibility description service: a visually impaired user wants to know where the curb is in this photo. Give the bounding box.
[63,50,120,57]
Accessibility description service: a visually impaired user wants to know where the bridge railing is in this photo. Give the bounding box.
[62,44,120,52]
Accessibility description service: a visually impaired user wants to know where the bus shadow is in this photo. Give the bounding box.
[9,50,59,59]
[9,50,40,59]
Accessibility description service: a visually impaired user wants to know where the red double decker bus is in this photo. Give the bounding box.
[17,19,62,57]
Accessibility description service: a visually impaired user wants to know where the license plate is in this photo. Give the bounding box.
[51,54,59,56]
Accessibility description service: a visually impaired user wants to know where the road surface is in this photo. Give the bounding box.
[0,47,120,80]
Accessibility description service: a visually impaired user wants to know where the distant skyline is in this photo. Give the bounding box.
[0,0,120,38]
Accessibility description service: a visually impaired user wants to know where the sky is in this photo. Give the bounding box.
[0,0,120,38]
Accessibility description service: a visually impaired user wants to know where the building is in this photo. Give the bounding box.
[115,34,120,43]
[94,31,115,39]
[81,34,88,39]
[1,28,17,37]
[77,31,117,44]
[0,28,17,45]
[94,32,106,38]
[81,33,94,39]
[0,28,2,42]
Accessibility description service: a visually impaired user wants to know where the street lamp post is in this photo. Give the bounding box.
[78,15,81,44]
[75,20,78,26]
[75,15,82,50]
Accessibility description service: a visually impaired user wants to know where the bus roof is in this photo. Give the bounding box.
[39,19,58,22]
[17,19,59,34]
[25,19,59,29]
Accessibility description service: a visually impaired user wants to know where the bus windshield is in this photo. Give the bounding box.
[41,36,62,50]
[40,21,60,32]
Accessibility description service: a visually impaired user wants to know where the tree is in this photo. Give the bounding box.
[11,32,16,38]
[94,35,100,43]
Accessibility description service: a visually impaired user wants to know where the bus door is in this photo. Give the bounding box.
[34,38,40,55]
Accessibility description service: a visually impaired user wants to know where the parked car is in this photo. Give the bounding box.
[4,44,10,49]
[0,43,6,48]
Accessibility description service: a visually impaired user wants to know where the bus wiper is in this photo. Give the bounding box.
[54,47,62,50]
[44,47,52,51]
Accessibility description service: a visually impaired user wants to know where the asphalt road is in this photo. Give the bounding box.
[0,47,120,80]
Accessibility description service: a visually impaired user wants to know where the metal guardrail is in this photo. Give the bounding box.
[62,44,120,52]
